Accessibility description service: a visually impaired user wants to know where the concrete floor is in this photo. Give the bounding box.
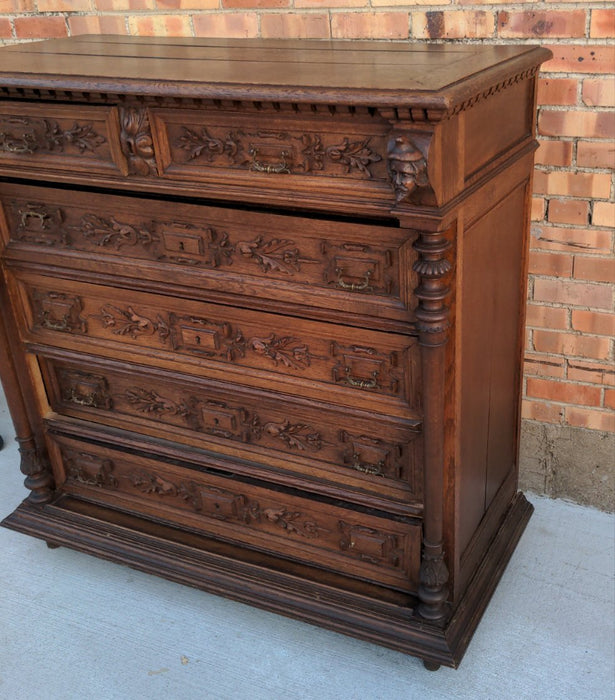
[0,388,613,700]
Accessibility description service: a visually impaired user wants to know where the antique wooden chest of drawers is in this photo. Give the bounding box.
[0,36,550,669]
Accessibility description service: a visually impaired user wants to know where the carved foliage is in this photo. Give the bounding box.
[173,126,382,179]
[387,133,430,204]
[0,116,105,155]
[119,107,157,176]
[78,213,158,250]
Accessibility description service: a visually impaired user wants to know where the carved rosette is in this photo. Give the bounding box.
[386,133,430,204]
[119,106,157,176]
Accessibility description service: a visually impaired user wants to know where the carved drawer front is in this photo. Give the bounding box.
[0,103,125,177]
[16,271,420,415]
[48,432,421,592]
[150,105,395,210]
[0,183,418,323]
[40,354,423,510]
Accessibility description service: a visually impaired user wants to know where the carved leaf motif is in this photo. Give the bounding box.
[95,304,170,342]
[263,420,322,451]
[0,117,106,155]
[248,334,311,369]
[175,126,242,163]
[236,235,312,274]
[78,213,157,249]
[125,387,192,419]
[325,137,382,177]
[261,507,325,538]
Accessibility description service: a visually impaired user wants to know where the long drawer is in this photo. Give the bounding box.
[11,268,421,416]
[0,182,418,324]
[46,431,422,593]
[38,352,423,511]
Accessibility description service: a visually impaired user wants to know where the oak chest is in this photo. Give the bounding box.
[0,36,550,669]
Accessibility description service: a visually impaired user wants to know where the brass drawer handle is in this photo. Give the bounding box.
[335,267,373,292]
[351,454,384,476]
[344,367,379,389]
[249,148,291,174]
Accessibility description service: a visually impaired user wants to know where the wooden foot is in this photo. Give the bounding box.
[423,660,441,672]
[46,541,60,549]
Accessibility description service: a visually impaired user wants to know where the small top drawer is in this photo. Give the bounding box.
[0,102,125,177]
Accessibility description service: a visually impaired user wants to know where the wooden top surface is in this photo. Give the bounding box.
[0,35,550,108]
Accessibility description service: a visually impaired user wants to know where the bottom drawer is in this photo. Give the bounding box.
[47,432,421,593]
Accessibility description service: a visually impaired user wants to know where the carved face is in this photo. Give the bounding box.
[386,135,429,203]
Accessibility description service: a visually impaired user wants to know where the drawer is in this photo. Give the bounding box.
[0,183,418,324]
[13,269,421,415]
[47,431,422,593]
[150,104,395,209]
[0,102,125,177]
[39,353,423,511]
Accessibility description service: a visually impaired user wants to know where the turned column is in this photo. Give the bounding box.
[0,286,54,504]
[413,227,452,621]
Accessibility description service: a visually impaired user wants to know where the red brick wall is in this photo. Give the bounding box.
[1,1,613,435]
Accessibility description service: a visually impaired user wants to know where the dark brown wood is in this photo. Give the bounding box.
[0,36,550,669]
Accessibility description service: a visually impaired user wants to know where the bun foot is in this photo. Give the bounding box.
[423,659,441,672]
[46,541,60,549]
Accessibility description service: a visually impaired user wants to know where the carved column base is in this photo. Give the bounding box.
[417,541,450,622]
[18,439,54,505]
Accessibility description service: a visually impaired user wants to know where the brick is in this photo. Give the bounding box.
[261,13,330,38]
[530,224,612,255]
[193,12,258,37]
[582,78,615,107]
[0,0,35,10]
[525,303,569,330]
[590,9,615,38]
[69,15,129,35]
[524,353,566,378]
[374,0,445,5]
[573,256,615,284]
[498,10,586,38]
[527,377,601,407]
[533,330,611,360]
[14,16,68,39]
[521,399,563,424]
[534,278,613,309]
[95,0,155,9]
[528,251,573,277]
[531,196,545,221]
[296,0,366,7]
[577,140,615,168]
[38,0,91,10]
[571,310,615,336]
[331,12,409,39]
[543,45,615,74]
[535,139,573,167]
[533,170,611,199]
[223,0,289,7]
[566,407,615,432]
[547,199,589,226]
[568,360,615,386]
[539,110,615,140]
[156,0,220,10]
[604,388,615,410]
[128,14,192,36]
[412,11,494,39]
[537,77,577,106]
[158,0,217,8]
[592,202,615,228]
[0,19,11,39]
